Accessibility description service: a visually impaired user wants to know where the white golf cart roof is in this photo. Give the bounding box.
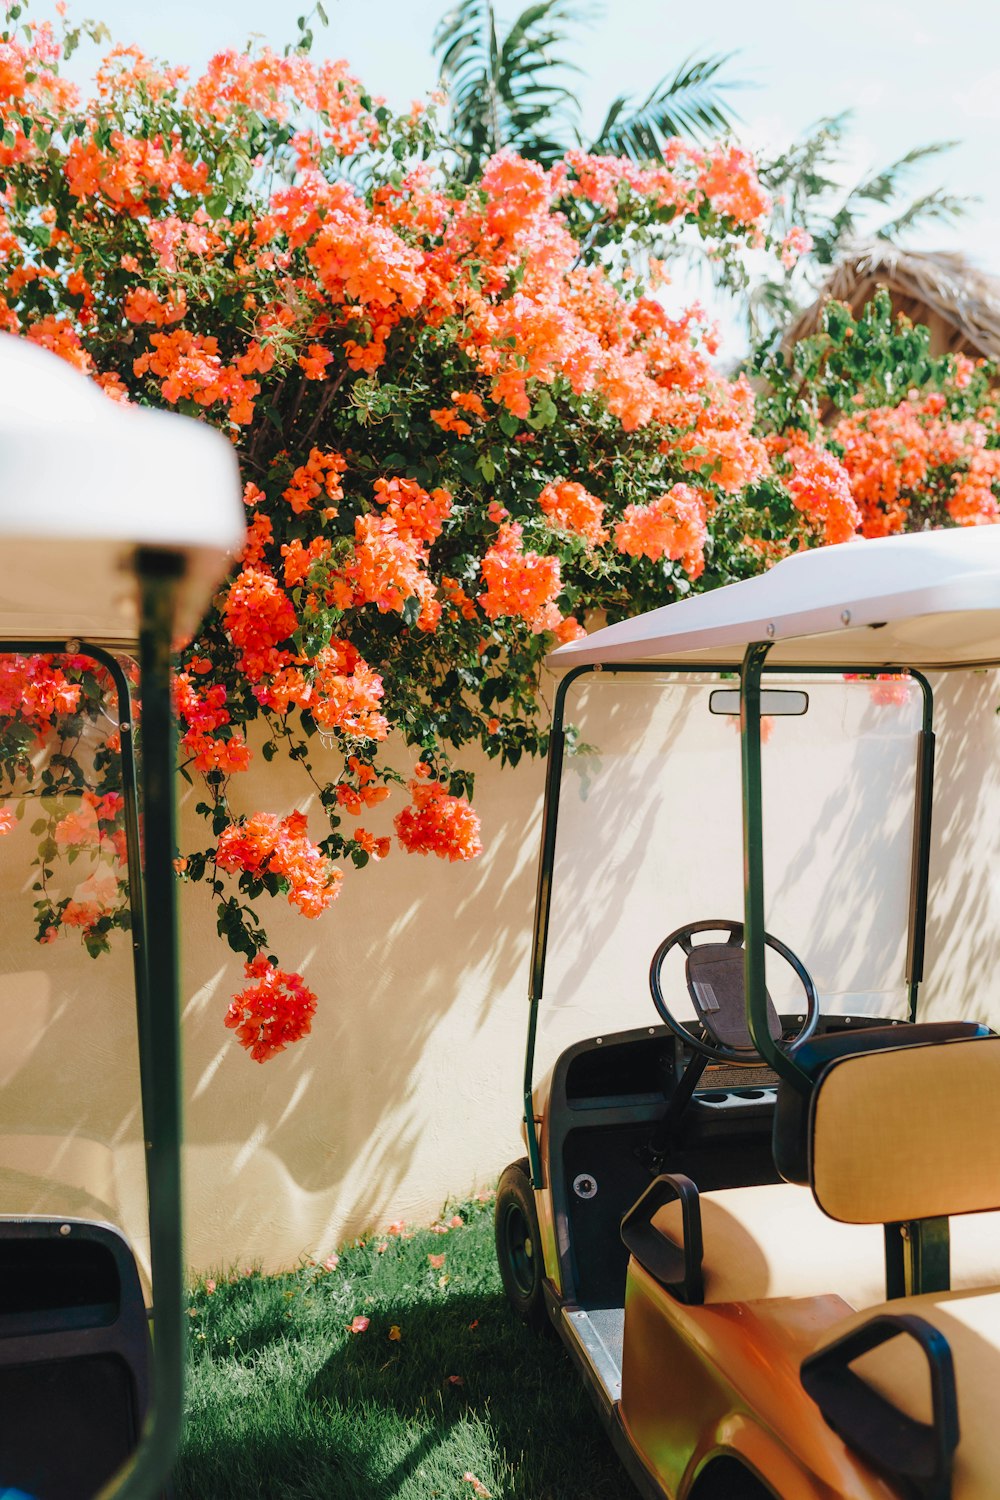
[0,335,244,644]
[549,527,1000,671]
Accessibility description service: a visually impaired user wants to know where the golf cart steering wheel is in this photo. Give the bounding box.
[649,918,820,1065]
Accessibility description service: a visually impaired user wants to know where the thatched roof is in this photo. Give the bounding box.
[784,244,1000,363]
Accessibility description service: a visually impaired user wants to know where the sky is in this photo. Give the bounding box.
[32,0,1000,356]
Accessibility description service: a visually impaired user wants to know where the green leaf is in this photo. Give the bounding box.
[402,595,422,627]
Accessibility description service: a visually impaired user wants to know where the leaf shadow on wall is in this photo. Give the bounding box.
[177,733,545,1267]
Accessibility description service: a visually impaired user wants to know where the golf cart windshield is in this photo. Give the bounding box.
[535,668,923,1075]
[0,649,149,1275]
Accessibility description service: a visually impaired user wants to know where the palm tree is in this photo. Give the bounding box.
[744,113,974,341]
[432,0,743,178]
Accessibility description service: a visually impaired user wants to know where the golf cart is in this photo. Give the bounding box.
[0,335,243,1498]
[496,526,1000,1500]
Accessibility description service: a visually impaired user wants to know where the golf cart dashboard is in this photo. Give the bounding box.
[560,1014,902,1111]
[545,1015,904,1312]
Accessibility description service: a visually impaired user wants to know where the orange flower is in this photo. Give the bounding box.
[478,522,562,634]
[123,285,187,326]
[298,342,333,380]
[222,567,298,682]
[224,956,317,1062]
[537,480,608,549]
[217,810,342,918]
[133,329,258,424]
[394,781,482,862]
[355,827,391,860]
[769,434,859,545]
[614,483,708,579]
[282,448,346,515]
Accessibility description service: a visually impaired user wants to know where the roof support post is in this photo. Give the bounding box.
[906,674,935,1022]
[98,550,187,1500]
[740,642,810,1092]
[524,666,591,1187]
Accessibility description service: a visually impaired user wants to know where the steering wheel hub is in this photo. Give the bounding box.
[650,918,820,1065]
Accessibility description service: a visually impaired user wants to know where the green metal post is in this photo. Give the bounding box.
[98,551,186,1500]
[740,642,810,1092]
[906,672,935,1022]
[524,667,588,1187]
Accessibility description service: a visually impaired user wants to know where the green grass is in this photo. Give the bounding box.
[175,1191,634,1500]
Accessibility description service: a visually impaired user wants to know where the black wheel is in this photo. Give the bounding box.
[495,1158,549,1334]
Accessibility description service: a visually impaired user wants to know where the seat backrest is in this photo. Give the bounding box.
[808,1034,1000,1224]
[773,1020,989,1185]
[0,1216,151,1497]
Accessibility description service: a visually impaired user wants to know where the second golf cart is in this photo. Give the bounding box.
[497,525,1000,1500]
[0,333,243,1498]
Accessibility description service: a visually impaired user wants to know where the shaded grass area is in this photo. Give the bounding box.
[175,1192,634,1500]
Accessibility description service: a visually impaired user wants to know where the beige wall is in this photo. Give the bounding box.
[0,669,998,1277]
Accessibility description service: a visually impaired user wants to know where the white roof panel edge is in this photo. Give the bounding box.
[548,527,1000,671]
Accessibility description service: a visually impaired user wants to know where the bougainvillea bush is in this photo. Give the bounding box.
[1,8,997,1061]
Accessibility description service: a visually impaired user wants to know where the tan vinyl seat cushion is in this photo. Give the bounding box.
[653,1183,1000,1309]
[814,1288,1000,1499]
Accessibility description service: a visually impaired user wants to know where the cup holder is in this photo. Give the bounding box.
[695,1086,775,1108]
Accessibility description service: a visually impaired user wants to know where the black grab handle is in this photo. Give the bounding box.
[801,1312,959,1500]
[620,1173,704,1305]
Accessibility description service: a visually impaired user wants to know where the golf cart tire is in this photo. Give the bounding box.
[495,1158,549,1334]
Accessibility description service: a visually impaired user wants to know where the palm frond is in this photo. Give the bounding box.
[434,0,587,173]
[850,140,960,207]
[877,189,974,241]
[590,53,744,161]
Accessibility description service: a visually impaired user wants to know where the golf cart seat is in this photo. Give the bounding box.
[627,1024,1000,1313]
[803,1285,1000,1500]
[0,1217,152,1498]
[648,1184,1000,1310]
[790,1035,1000,1499]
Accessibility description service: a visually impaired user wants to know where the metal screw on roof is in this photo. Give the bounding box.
[841,610,852,625]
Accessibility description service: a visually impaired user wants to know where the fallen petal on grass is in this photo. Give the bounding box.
[176,1191,635,1500]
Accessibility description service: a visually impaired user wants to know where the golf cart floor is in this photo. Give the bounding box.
[563,1302,625,1403]
[586,1305,625,1371]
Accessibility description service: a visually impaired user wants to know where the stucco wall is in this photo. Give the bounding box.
[0,669,998,1277]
